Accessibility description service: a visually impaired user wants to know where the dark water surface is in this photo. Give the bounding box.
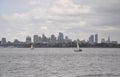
[0,48,120,77]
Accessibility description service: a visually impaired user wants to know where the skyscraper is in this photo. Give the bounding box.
[50,34,56,43]
[101,38,105,43]
[33,35,39,43]
[107,36,111,43]
[42,34,48,43]
[89,35,94,44]
[26,36,31,44]
[64,36,72,43]
[65,36,69,43]
[95,34,98,43]
[1,37,6,44]
[38,36,42,43]
[58,32,64,43]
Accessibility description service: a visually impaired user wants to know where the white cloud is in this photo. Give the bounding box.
[97,26,120,31]
[0,0,120,42]
[50,0,91,14]
[28,1,39,6]
[41,26,48,30]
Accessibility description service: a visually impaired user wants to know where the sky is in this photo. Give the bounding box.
[0,0,120,43]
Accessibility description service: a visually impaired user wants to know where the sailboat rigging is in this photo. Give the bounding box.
[74,41,82,52]
[31,44,34,50]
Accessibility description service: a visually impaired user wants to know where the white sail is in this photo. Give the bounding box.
[31,44,34,49]
[77,42,80,49]
[74,41,82,52]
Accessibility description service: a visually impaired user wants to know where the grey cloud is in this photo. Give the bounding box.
[73,0,120,28]
[0,0,120,42]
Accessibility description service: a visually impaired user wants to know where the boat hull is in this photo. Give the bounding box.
[74,49,82,52]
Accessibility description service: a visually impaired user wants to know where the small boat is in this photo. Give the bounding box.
[31,44,34,50]
[74,41,82,52]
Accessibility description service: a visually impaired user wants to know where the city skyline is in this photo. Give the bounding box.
[0,32,118,44]
[0,0,120,42]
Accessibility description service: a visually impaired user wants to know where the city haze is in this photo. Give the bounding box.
[0,0,120,42]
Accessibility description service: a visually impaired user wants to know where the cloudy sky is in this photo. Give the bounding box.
[0,0,120,42]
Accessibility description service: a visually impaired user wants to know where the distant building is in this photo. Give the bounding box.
[101,38,105,43]
[14,39,21,44]
[42,34,48,43]
[50,34,56,43]
[89,35,94,44]
[106,36,111,43]
[58,32,64,43]
[47,38,51,43]
[38,36,42,43]
[95,34,98,43]
[33,35,39,43]
[64,36,72,43]
[26,36,31,44]
[111,41,118,44]
[1,37,6,44]
[65,36,69,43]
[81,40,86,44]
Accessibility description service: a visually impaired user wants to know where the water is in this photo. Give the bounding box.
[0,48,120,77]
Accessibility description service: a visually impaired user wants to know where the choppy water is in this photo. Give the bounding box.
[0,48,120,77]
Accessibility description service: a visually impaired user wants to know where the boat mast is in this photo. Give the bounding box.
[77,41,79,49]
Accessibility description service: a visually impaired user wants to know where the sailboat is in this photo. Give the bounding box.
[31,44,34,50]
[74,42,82,52]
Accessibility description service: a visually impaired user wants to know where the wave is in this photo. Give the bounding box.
[76,73,120,77]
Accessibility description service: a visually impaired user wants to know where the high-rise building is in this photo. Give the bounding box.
[42,34,48,43]
[58,32,64,43]
[89,35,94,44]
[50,34,56,43]
[101,38,105,43]
[64,36,72,43]
[107,36,111,43]
[26,36,31,44]
[95,34,98,43]
[33,35,39,43]
[1,37,6,44]
[65,36,69,43]
[111,41,118,44]
[14,39,20,44]
[38,36,42,43]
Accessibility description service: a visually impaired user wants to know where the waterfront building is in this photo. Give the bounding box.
[58,32,64,43]
[50,34,56,43]
[64,36,72,43]
[14,39,21,44]
[38,36,42,43]
[33,35,39,43]
[1,37,6,44]
[101,38,105,43]
[26,36,31,44]
[80,40,86,44]
[95,34,98,43]
[111,41,118,44]
[106,36,111,43]
[65,36,69,43]
[89,35,94,44]
[42,34,48,43]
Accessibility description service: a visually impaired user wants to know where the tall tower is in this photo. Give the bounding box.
[1,37,6,44]
[50,34,56,43]
[89,35,94,44]
[26,36,31,44]
[95,34,98,43]
[101,38,105,43]
[58,32,64,43]
[42,34,48,43]
[107,36,110,43]
[33,35,39,43]
[38,36,42,43]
